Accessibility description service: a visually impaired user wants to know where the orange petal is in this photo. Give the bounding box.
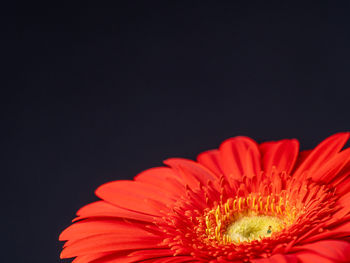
[295,240,350,262]
[334,175,350,196]
[332,192,350,219]
[71,251,120,263]
[219,136,261,179]
[103,249,179,262]
[59,218,156,241]
[164,158,218,189]
[293,132,350,179]
[260,139,299,175]
[134,167,185,195]
[251,254,298,263]
[310,148,350,183]
[197,149,224,177]
[144,256,199,263]
[329,161,350,189]
[60,234,161,258]
[292,149,312,172]
[74,201,156,222]
[299,221,350,244]
[81,249,174,263]
[95,180,173,216]
[296,252,335,263]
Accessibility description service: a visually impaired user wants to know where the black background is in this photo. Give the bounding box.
[4,1,350,263]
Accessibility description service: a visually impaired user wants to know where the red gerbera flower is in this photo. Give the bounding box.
[60,133,350,263]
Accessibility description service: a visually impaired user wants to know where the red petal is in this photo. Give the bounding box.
[260,139,299,175]
[197,149,224,177]
[336,181,350,196]
[251,254,298,263]
[301,222,350,243]
[71,251,123,263]
[219,136,261,179]
[95,180,172,216]
[145,256,198,263]
[74,201,155,222]
[333,192,350,219]
[163,158,218,189]
[292,150,312,172]
[60,234,161,258]
[330,161,350,192]
[59,218,156,241]
[128,248,175,258]
[134,167,185,196]
[296,252,334,263]
[335,174,350,195]
[293,132,350,179]
[92,249,182,263]
[84,249,175,263]
[90,254,196,263]
[310,148,350,183]
[295,240,350,262]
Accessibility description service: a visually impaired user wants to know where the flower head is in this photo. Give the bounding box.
[60,133,350,262]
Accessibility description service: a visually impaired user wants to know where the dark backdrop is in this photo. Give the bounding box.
[3,2,350,263]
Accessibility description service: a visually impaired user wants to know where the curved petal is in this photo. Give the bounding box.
[310,148,350,183]
[335,179,350,196]
[333,192,350,219]
[197,149,224,177]
[60,234,162,259]
[87,249,176,263]
[334,164,350,195]
[95,180,173,216]
[163,158,219,190]
[292,149,312,172]
[294,240,350,262]
[219,136,261,179]
[59,218,156,241]
[73,201,156,222]
[71,251,126,263]
[145,256,199,263]
[296,252,335,263]
[293,132,350,179]
[134,167,185,196]
[300,221,350,243]
[251,254,298,263]
[260,139,299,175]
[128,248,176,258]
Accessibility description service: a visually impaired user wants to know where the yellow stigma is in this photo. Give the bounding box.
[226,214,284,242]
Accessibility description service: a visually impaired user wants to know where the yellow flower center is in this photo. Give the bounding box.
[201,193,297,245]
[226,214,284,242]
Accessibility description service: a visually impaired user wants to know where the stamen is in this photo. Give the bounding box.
[201,192,297,244]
